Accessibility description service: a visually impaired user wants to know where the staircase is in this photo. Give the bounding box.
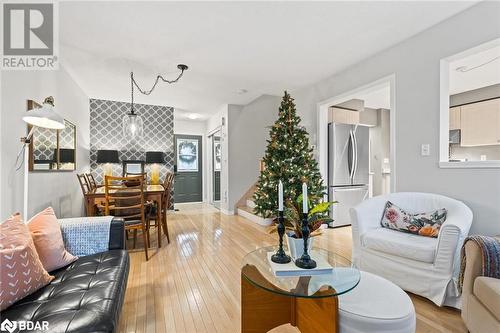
[237,199,274,226]
[235,183,274,226]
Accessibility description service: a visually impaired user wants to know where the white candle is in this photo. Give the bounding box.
[278,180,284,211]
[302,182,308,213]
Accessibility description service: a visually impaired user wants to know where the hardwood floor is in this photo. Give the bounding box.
[117,203,467,333]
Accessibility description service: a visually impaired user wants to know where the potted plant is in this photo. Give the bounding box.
[270,194,336,259]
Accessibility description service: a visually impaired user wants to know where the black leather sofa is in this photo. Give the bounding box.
[1,218,129,333]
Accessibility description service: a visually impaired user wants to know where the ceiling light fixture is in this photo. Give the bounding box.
[455,55,500,72]
[124,64,189,139]
[187,113,199,120]
[236,89,248,95]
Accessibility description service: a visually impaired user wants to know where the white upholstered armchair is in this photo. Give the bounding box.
[350,192,473,308]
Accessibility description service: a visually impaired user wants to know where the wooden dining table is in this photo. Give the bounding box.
[84,184,168,247]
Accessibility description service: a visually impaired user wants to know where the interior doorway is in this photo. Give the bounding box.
[317,75,396,226]
[208,129,222,209]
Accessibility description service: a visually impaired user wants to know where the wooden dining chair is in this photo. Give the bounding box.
[77,173,91,194]
[162,172,175,243]
[105,175,150,260]
[146,171,174,244]
[125,172,147,181]
[85,172,100,190]
[77,173,91,215]
[147,172,174,243]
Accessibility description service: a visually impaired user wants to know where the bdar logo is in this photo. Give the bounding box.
[0,319,17,333]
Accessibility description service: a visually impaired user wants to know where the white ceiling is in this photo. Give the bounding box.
[59,1,477,119]
[449,44,500,95]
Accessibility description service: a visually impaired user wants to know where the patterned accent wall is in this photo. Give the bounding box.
[33,127,56,161]
[89,99,175,185]
[59,121,75,149]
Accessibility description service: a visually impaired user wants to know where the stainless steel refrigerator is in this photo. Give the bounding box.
[328,122,369,227]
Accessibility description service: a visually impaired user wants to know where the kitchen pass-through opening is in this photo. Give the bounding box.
[317,75,396,227]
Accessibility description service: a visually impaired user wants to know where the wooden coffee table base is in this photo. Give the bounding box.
[241,268,338,333]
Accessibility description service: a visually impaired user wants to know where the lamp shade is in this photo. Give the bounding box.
[23,101,65,130]
[54,148,75,163]
[59,148,75,163]
[145,151,164,164]
[96,150,119,164]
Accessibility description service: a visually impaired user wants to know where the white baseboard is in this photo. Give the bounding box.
[237,207,273,226]
[220,208,234,215]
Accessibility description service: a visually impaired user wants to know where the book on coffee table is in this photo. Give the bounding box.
[267,251,333,277]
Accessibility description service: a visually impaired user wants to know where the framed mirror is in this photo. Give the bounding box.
[27,100,77,171]
[122,160,145,176]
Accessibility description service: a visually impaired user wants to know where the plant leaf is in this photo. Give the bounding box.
[310,217,333,226]
[310,230,322,237]
[296,193,303,207]
[309,202,332,215]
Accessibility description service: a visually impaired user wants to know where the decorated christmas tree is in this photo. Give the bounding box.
[253,91,325,218]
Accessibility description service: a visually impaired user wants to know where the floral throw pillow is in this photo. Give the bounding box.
[380,201,447,238]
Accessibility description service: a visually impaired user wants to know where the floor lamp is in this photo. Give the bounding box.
[17,97,65,219]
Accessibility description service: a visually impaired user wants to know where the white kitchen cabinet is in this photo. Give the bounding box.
[449,106,461,130]
[359,108,378,127]
[460,99,500,146]
[329,107,359,125]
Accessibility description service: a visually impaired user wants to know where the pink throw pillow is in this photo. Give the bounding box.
[0,214,54,311]
[28,207,77,272]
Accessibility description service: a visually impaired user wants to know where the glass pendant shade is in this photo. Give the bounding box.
[122,112,143,139]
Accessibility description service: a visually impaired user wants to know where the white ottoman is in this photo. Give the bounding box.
[338,271,416,333]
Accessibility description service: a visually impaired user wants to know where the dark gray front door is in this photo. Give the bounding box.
[174,134,203,203]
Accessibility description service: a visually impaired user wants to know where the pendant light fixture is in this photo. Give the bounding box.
[123,64,189,139]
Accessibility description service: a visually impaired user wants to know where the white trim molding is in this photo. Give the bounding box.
[220,208,234,216]
[439,38,500,169]
[316,74,397,193]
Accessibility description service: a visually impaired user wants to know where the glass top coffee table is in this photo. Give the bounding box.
[241,246,360,333]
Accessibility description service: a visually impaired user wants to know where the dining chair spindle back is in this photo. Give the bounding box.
[105,175,150,260]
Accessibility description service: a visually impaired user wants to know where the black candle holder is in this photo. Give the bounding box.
[271,211,291,264]
[295,213,317,269]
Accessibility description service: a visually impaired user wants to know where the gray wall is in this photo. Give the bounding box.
[292,2,500,236]
[227,95,281,210]
[1,67,90,220]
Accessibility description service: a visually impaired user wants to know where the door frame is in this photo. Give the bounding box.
[316,74,397,195]
[174,134,203,203]
[207,127,222,208]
